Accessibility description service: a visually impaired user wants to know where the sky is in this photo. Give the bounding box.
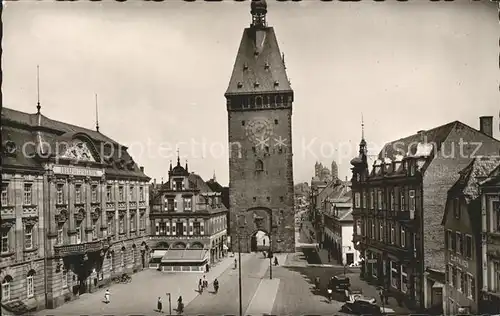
[3,0,499,186]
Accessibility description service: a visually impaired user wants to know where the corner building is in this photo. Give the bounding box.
[148,159,228,272]
[226,0,295,253]
[350,117,500,311]
[1,107,150,313]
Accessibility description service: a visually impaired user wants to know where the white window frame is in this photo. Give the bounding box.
[390,261,398,288]
[371,253,377,277]
[409,190,416,211]
[401,265,408,293]
[139,186,144,201]
[377,190,383,210]
[2,278,11,302]
[25,224,33,250]
[62,269,68,289]
[390,190,395,211]
[132,248,136,263]
[354,192,361,208]
[140,214,145,230]
[120,250,125,267]
[1,229,9,253]
[174,200,178,211]
[456,232,462,255]
[1,184,8,206]
[401,227,406,247]
[24,184,32,205]
[56,184,64,204]
[119,186,124,201]
[27,274,34,298]
[91,185,98,203]
[457,268,462,292]
[447,264,453,286]
[370,190,375,209]
[57,226,63,245]
[107,218,113,235]
[362,191,367,208]
[109,253,114,271]
[119,216,125,234]
[106,186,112,202]
[379,223,383,242]
[129,186,134,201]
[184,198,192,211]
[390,224,395,244]
[371,222,375,240]
[130,213,136,231]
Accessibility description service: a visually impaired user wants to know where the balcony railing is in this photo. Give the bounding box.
[54,239,109,257]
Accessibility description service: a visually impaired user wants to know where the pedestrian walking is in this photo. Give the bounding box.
[234,258,237,269]
[157,297,163,312]
[177,296,184,314]
[203,275,208,289]
[274,256,279,266]
[213,278,219,293]
[104,289,110,304]
[198,278,203,293]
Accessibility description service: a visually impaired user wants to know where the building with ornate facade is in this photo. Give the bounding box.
[350,116,500,312]
[1,107,150,314]
[148,158,228,272]
[442,156,500,315]
[226,0,295,253]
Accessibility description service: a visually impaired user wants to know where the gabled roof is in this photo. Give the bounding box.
[378,121,457,160]
[206,178,224,193]
[225,27,292,96]
[451,156,500,203]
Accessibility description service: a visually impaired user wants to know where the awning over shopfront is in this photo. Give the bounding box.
[161,249,208,263]
[223,244,229,250]
[150,250,167,263]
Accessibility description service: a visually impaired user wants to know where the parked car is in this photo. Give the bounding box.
[329,275,350,292]
[340,299,395,315]
[343,287,376,303]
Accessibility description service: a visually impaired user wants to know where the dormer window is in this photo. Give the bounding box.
[254,82,260,87]
[237,82,243,88]
[264,62,269,70]
[255,159,264,172]
[243,64,248,71]
[274,81,279,87]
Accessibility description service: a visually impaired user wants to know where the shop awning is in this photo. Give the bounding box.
[152,250,167,258]
[223,244,229,250]
[161,249,208,263]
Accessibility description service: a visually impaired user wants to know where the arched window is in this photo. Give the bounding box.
[255,160,264,171]
[27,270,35,298]
[2,275,12,302]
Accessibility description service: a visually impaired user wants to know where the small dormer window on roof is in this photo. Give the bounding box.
[243,64,248,71]
[237,82,243,88]
[264,62,269,70]
[254,82,260,87]
[254,51,259,56]
[274,81,279,87]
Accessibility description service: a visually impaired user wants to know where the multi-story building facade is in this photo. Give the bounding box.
[322,187,360,266]
[479,159,500,314]
[149,158,228,272]
[351,116,500,311]
[226,0,295,253]
[442,157,500,315]
[1,107,150,314]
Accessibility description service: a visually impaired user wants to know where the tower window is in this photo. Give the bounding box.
[242,121,245,126]
[274,119,278,125]
[252,146,256,153]
[255,159,264,171]
[253,197,257,202]
[265,146,269,153]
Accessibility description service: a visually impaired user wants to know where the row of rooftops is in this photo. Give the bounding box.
[2,107,149,180]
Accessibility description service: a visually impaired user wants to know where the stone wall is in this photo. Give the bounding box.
[228,108,295,253]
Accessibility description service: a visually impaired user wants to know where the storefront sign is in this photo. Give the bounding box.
[450,254,469,268]
[53,165,104,177]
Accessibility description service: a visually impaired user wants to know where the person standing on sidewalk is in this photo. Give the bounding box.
[274,256,279,266]
[157,297,163,313]
[198,278,203,293]
[213,278,219,294]
[234,258,237,269]
[104,289,110,304]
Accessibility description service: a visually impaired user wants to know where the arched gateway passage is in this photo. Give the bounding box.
[251,230,270,252]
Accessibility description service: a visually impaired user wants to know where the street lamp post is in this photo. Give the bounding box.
[165,292,172,315]
[237,217,246,316]
[268,224,277,280]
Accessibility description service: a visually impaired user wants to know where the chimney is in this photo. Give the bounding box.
[479,116,493,137]
[417,130,425,142]
[140,166,144,173]
[153,178,156,186]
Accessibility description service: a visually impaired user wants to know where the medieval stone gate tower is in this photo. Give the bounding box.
[225,0,295,253]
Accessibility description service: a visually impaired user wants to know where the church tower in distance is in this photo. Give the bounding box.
[225,0,295,253]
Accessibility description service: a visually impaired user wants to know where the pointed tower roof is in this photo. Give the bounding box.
[225,1,292,96]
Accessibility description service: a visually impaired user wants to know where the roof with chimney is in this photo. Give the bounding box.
[370,118,500,270]
[1,107,149,180]
[225,0,291,96]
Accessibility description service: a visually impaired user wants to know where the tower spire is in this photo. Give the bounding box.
[250,0,267,28]
[36,65,41,114]
[359,113,367,157]
[176,148,181,166]
[213,170,216,182]
[361,113,365,140]
[95,93,100,132]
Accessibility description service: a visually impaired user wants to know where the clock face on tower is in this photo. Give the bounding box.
[245,117,273,144]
